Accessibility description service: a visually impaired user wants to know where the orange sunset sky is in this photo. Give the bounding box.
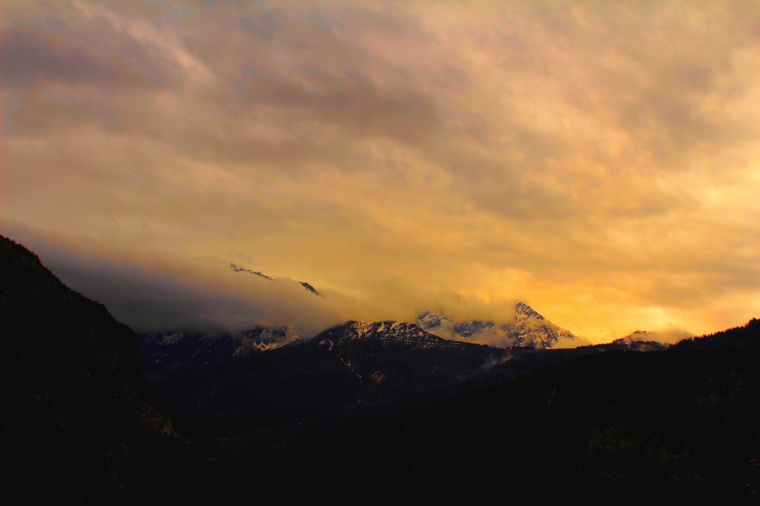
[3,0,760,343]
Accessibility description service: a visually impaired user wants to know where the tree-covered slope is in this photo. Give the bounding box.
[250,321,760,501]
[0,236,212,500]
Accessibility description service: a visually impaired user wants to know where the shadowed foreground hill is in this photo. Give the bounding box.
[674,318,760,351]
[0,236,219,500]
[261,321,760,501]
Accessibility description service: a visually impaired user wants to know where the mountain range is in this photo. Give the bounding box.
[133,315,678,441]
[3,233,759,501]
[230,258,577,350]
[136,319,513,439]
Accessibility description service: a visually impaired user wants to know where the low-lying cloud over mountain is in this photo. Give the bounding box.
[615,328,694,345]
[2,223,693,346]
[3,224,343,336]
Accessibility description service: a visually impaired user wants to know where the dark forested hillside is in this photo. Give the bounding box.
[0,236,216,500]
[257,322,760,501]
[674,318,760,350]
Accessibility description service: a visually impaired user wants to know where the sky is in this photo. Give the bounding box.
[2,0,760,344]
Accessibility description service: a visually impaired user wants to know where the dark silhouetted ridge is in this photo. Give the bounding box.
[0,236,215,500]
[674,318,760,350]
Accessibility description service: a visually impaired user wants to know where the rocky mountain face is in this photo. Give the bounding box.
[416,302,575,349]
[229,262,320,296]
[313,320,474,350]
[143,300,575,359]
[137,319,512,439]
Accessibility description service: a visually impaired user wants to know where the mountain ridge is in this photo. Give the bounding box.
[229,262,320,296]
[4,234,759,500]
[416,302,575,349]
[0,235,206,500]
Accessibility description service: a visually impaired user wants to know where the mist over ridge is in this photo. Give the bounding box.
[2,224,691,347]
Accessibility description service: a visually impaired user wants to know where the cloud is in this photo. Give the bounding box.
[4,1,760,342]
[647,328,694,345]
[1,29,135,88]
[1,223,344,336]
[1,5,179,91]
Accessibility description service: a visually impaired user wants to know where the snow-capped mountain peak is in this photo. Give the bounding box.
[415,302,574,349]
[515,302,545,322]
[312,320,472,350]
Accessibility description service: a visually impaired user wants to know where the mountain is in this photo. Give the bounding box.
[7,233,757,500]
[416,302,575,348]
[312,320,476,350]
[138,325,300,375]
[245,325,302,350]
[229,262,273,279]
[229,262,320,295]
[617,330,654,343]
[136,319,512,439]
[673,318,760,350]
[136,318,647,442]
[255,320,760,502]
[611,330,670,351]
[299,281,319,295]
[301,320,511,395]
[0,235,211,499]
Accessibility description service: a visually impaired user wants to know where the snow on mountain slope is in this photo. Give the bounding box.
[136,326,301,375]
[612,330,670,351]
[311,320,474,351]
[416,302,575,349]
